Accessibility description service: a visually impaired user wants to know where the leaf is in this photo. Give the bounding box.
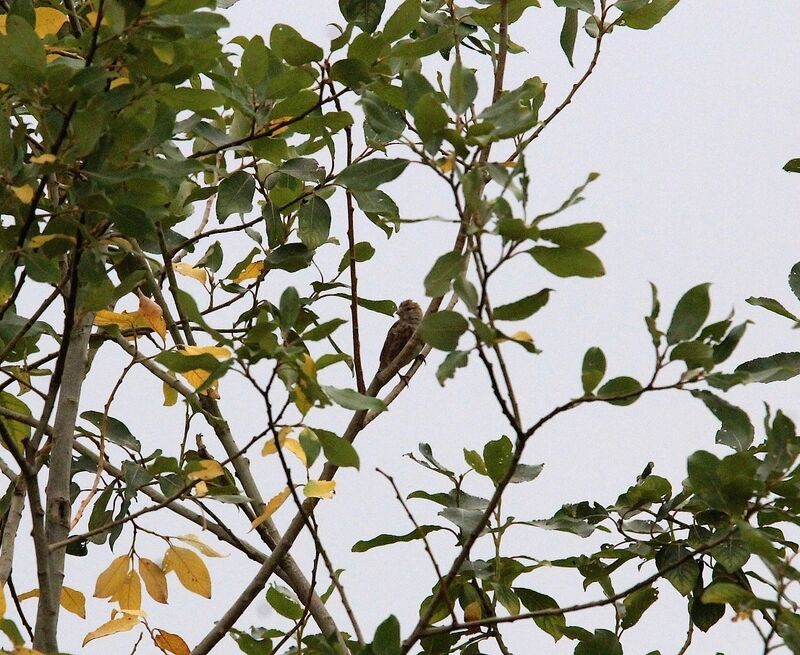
[82,615,139,646]
[297,195,332,249]
[10,185,34,204]
[251,487,292,530]
[216,171,255,223]
[336,159,409,191]
[352,526,446,552]
[493,289,551,321]
[581,347,606,393]
[436,350,469,386]
[33,7,68,37]
[162,546,211,598]
[339,0,386,33]
[270,23,323,64]
[0,392,32,452]
[338,242,375,272]
[784,158,800,173]
[745,296,799,321]
[530,246,604,278]
[112,570,142,611]
[420,311,468,351]
[655,545,698,596]
[515,588,565,641]
[266,585,304,620]
[691,390,754,451]
[559,8,578,66]
[186,459,225,481]
[484,436,513,484]
[94,555,130,599]
[701,582,755,607]
[173,262,207,284]
[596,376,642,406]
[666,283,711,345]
[574,629,623,655]
[322,386,387,412]
[232,260,264,284]
[303,479,336,499]
[139,558,168,604]
[736,352,800,383]
[540,222,605,247]
[621,586,658,629]
[448,60,478,115]
[373,615,400,655]
[424,252,465,297]
[621,0,680,29]
[16,587,85,619]
[316,429,360,469]
[154,629,190,655]
[177,534,226,558]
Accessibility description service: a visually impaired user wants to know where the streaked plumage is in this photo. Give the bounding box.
[379,299,422,372]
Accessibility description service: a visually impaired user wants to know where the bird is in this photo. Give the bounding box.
[378,299,423,375]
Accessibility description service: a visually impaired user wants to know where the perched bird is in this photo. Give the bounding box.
[378,299,423,374]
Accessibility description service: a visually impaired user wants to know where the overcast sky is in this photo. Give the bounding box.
[22,2,800,653]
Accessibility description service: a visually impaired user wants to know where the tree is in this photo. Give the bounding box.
[0,0,799,653]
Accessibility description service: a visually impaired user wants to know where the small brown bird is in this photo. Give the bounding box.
[378,299,423,374]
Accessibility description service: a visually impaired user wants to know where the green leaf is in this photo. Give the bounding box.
[436,350,469,386]
[463,449,488,476]
[336,158,409,191]
[352,525,445,552]
[315,428,360,469]
[713,321,749,364]
[413,93,448,147]
[655,545,698,596]
[297,195,332,249]
[690,390,754,451]
[784,158,800,173]
[382,0,420,41]
[338,241,376,272]
[424,252,465,297]
[540,222,605,248]
[80,411,141,452]
[484,435,514,484]
[666,283,711,345]
[438,507,484,532]
[322,386,387,412]
[420,311,468,351]
[621,0,680,30]
[701,582,755,607]
[0,16,46,85]
[559,8,578,66]
[788,261,800,302]
[266,585,303,620]
[745,296,798,321]
[0,392,31,452]
[711,537,750,573]
[390,29,453,58]
[581,347,606,394]
[574,629,622,655]
[530,246,604,278]
[621,586,658,629]
[361,91,406,143]
[217,171,255,223]
[449,60,478,115]
[736,352,800,383]
[0,618,24,648]
[340,0,386,33]
[270,24,323,64]
[303,319,347,341]
[278,286,300,332]
[298,428,321,467]
[372,614,400,655]
[691,591,725,632]
[596,376,642,406]
[515,588,565,641]
[493,289,551,321]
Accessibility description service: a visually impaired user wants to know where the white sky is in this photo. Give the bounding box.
[12,2,800,654]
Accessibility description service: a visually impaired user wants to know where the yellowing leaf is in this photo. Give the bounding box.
[174,262,207,284]
[177,346,232,391]
[94,310,143,332]
[194,480,208,497]
[138,559,168,604]
[137,290,167,338]
[0,585,5,617]
[82,615,139,646]
[300,353,316,379]
[187,459,224,481]
[232,260,264,283]
[27,234,73,248]
[293,384,312,416]
[163,379,178,407]
[251,487,291,530]
[162,546,211,598]
[154,629,190,655]
[94,556,130,599]
[262,426,291,455]
[464,600,482,622]
[34,7,68,37]
[10,185,34,204]
[152,43,175,64]
[182,345,231,359]
[110,76,131,89]
[111,570,141,610]
[509,330,534,343]
[30,154,57,164]
[303,480,336,499]
[267,116,293,136]
[61,586,86,619]
[176,534,226,558]
[283,438,307,466]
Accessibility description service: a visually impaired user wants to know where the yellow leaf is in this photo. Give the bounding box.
[162,546,211,598]
[464,600,482,622]
[10,185,34,204]
[176,534,226,558]
[154,629,190,655]
[34,7,68,37]
[194,480,208,497]
[267,115,293,136]
[163,379,178,407]
[110,76,130,89]
[17,590,37,602]
[111,570,141,610]
[0,16,5,35]
[293,384,312,416]
[0,585,5,617]
[137,290,166,339]
[182,345,231,359]
[30,154,57,165]
[187,459,224,481]
[283,438,307,467]
[27,234,73,249]
[251,487,291,530]
[173,262,207,284]
[94,556,130,599]
[303,480,336,499]
[61,586,86,619]
[82,615,139,646]
[300,353,316,379]
[262,426,291,455]
[152,43,175,64]
[138,559,168,604]
[94,309,143,332]
[509,330,534,343]
[232,260,264,283]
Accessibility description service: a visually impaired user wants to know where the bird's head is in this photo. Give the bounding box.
[396,299,422,324]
